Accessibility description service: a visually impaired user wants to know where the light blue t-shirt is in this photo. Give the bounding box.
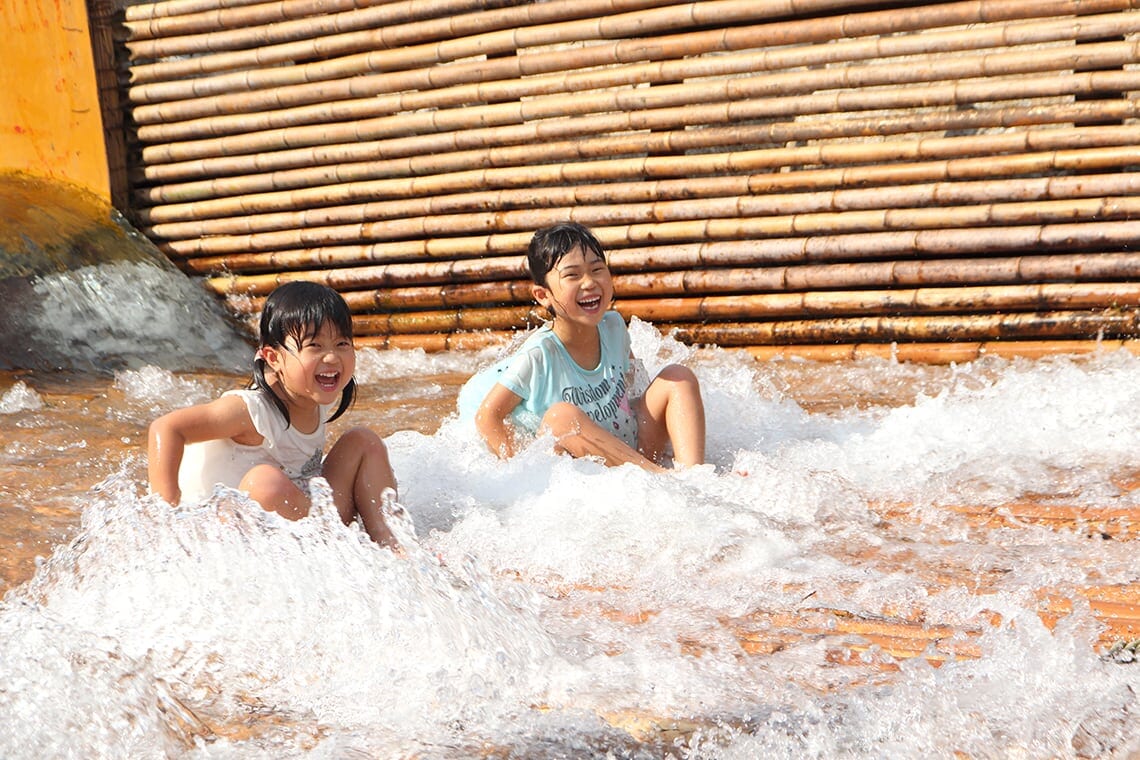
[457,311,639,448]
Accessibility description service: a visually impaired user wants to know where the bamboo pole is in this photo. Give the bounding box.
[128,0,676,75]
[938,500,1139,529]
[206,284,1140,333]
[128,19,723,124]
[179,221,1140,284]
[742,340,1140,363]
[343,280,533,310]
[126,0,502,54]
[154,195,1140,258]
[125,0,1129,101]
[130,0,1132,124]
[141,170,1140,241]
[126,0,797,96]
[601,227,1140,270]
[668,311,1140,346]
[735,594,1140,662]
[193,233,534,275]
[350,334,1140,360]
[201,244,529,293]
[878,499,1140,532]
[214,255,527,293]
[135,98,1140,204]
[610,254,1140,296]
[355,330,512,352]
[617,282,1140,322]
[125,0,304,22]
[351,304,538,334]
[131,11,1140,141]
[195,254,1140,309]
[134,51,1140,164]
[134,120,1140,191]
[133,125,1140,221]
[193,249,1140,297]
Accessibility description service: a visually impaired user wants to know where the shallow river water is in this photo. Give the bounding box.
[4,307,1140,758]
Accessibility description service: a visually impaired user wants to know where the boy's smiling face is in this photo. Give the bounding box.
[533,245,614,327]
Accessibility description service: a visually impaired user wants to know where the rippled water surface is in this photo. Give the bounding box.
[4,319,1140,759]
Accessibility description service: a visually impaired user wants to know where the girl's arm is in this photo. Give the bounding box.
[147,394,258,504]
[473,383,525,459]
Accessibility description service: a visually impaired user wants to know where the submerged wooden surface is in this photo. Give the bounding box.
[3,358,1138,751]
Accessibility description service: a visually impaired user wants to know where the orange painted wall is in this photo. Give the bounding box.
[0,0,110,200]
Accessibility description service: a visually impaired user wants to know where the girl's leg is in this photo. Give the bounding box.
[541,402,665,473]
[323,426,399,548]
[636,364,706,467]
[240,464,310,519]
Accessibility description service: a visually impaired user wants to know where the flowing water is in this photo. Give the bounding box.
[3,268,1140,759]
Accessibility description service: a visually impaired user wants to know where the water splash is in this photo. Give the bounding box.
[0,173,249,373]
[5,332,1140,756]
[0,381,42,413]
[0,262,250,373]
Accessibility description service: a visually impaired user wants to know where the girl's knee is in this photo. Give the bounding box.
[241,463,289,493]
[240,464,305,517]
[658,363,700,389]
[541,401,588,436]
[335,426,390,459]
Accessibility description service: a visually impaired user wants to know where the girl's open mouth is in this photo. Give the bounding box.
[578,296,602,311]
[316,371,340,391]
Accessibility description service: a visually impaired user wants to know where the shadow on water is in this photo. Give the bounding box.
[0,172,250,373]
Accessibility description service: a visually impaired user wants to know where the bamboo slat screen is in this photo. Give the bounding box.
[117,0,1140,358]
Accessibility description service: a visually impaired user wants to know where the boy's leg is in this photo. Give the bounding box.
[636,364,706,467]
[323,427,399,548]
[541,402,665,472]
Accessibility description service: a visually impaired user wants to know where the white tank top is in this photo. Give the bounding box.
[177,389,328,504]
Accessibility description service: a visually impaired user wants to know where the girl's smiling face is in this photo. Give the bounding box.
[533,244,614,328]
[267,321,356,414]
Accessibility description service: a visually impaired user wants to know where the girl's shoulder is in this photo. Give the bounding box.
[519,321,559,346]
[498,323,561,366]
[221,388,294,438]
[599,310,630,343]
[219,388,265,413]
[600,309,627,330]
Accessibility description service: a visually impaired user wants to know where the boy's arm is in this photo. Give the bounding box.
[147,394,256,504]
[473,383,524,459]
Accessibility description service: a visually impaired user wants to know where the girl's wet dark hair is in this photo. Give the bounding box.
[251,281,356,425]
[527,222,607,286]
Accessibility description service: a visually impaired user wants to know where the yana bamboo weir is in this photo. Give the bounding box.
[109,0,1140,357]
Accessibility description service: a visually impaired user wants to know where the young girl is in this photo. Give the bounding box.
[458,222,706,472]
[148,281,399,548]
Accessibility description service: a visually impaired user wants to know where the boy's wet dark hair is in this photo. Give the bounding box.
[251,280,356,425]
[527,222,608,286]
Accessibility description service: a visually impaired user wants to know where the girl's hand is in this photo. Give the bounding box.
[474,383,524,459]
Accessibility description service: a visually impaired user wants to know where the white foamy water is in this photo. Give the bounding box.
[1,261,249,372]
[4,319,1140,758]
